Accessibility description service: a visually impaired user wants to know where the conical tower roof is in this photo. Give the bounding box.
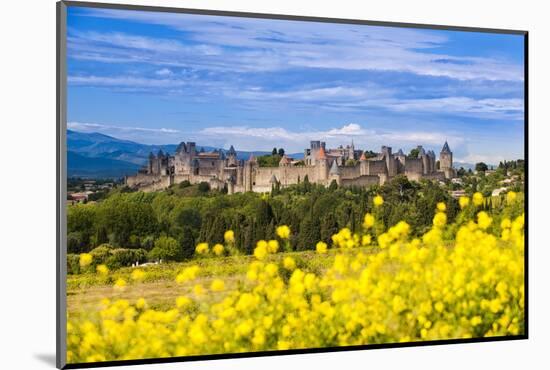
[329,160,340,175]
[317,146,327,160]
[228,145,236,156]
[359,151,367,161]
[176,142,187,153]
[441,141,451,153]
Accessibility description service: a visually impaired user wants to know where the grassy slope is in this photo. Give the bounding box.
[67,248,380,315]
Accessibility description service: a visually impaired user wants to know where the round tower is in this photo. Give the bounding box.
[440,141,453,178]
[316,146,328,182]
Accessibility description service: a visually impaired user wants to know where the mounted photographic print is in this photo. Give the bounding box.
[57,1,527,368]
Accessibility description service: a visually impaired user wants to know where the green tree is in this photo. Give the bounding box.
[272,147,278,155]
[278,148,285,156]
[408,148,420,159]
[475,162,489,172]
[198,182,211,193]
[297,215,320,251]
[149,236,180,262]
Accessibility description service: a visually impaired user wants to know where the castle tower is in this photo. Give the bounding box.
[244,153,258,192]
[395,149,406,172]
[359,151,369,176]
[381,146,396,177]
[440,141,453,179]
[418,146,429,175]
[226,175,236,195]
[148,152,154,174]
[427,150,436,174]
[227,145,237,166]
[157,149,165,175]
[316,146,328,182]
[329,159,341,186]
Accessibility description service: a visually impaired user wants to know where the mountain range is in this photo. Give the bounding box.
[67,130,480,179]
[67,130,281,178]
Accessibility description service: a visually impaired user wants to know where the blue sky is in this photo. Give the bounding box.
[66,6,525,163]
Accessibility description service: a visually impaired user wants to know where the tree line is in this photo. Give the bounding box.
[67,176,460,271]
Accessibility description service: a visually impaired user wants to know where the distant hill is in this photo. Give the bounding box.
[67,130,275,178]
[68,151,141,178]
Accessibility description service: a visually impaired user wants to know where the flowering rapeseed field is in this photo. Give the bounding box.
[67,192,524,364]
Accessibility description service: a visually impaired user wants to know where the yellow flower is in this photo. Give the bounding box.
[210,279,225,292]
[283,256,296,270]
[477,211,492,230]
[316,241,328,254]
[436,202,446,212]
[195,243,209,255]
[176,265,200,284]
[276,225,291,239]
[373,195,384,207]
[507,191,517,204]
[361,234,372,246]
[265,263,278,276]
[363,213,375,228]
[473,192,484,206]
[135,297,147,309]
[193,284,205,296]
[213,244,225,256]
[501,218,512,229]
[277,340,291,350]
[176,296,191,308]
[267,240,279,253]
[433,212,447,228]
[254,242,268,260]
[96,264,109,276]
[131,269,145,282]
[79,253,93,268]
[459,196,470,209]
[470,316,482,326]
[224,230,235,243]
[114,278,126,290]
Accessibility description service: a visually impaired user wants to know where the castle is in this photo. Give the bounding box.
[125,141,455,193]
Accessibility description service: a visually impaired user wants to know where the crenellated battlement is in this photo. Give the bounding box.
[126,140,455,193]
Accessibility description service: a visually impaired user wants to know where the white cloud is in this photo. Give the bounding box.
[199,123,462,152]
[69,9,524,81]
[455,153,510,165]
[68,122,181,134]
[68,75,187,88]
[155,68,173,76]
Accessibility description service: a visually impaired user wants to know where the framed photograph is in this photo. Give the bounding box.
[57,1,527,368]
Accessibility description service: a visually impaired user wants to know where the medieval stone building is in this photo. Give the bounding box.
[126,141,455,193]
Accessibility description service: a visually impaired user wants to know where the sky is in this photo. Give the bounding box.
[66,6,525,164]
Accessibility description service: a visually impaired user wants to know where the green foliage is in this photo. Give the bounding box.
[408,148,420,159]
[198,182,211,193]
[108,248,147,269]
[179,180,191,189]
[362,150,377,159]
[148,236,180,262]
[67,254,81,274]
[345,159,357,167]
[475,162,489,172]
[257,154,282,167]
[67,167,523,270]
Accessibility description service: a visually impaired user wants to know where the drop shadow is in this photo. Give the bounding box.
[34,353,57,367]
